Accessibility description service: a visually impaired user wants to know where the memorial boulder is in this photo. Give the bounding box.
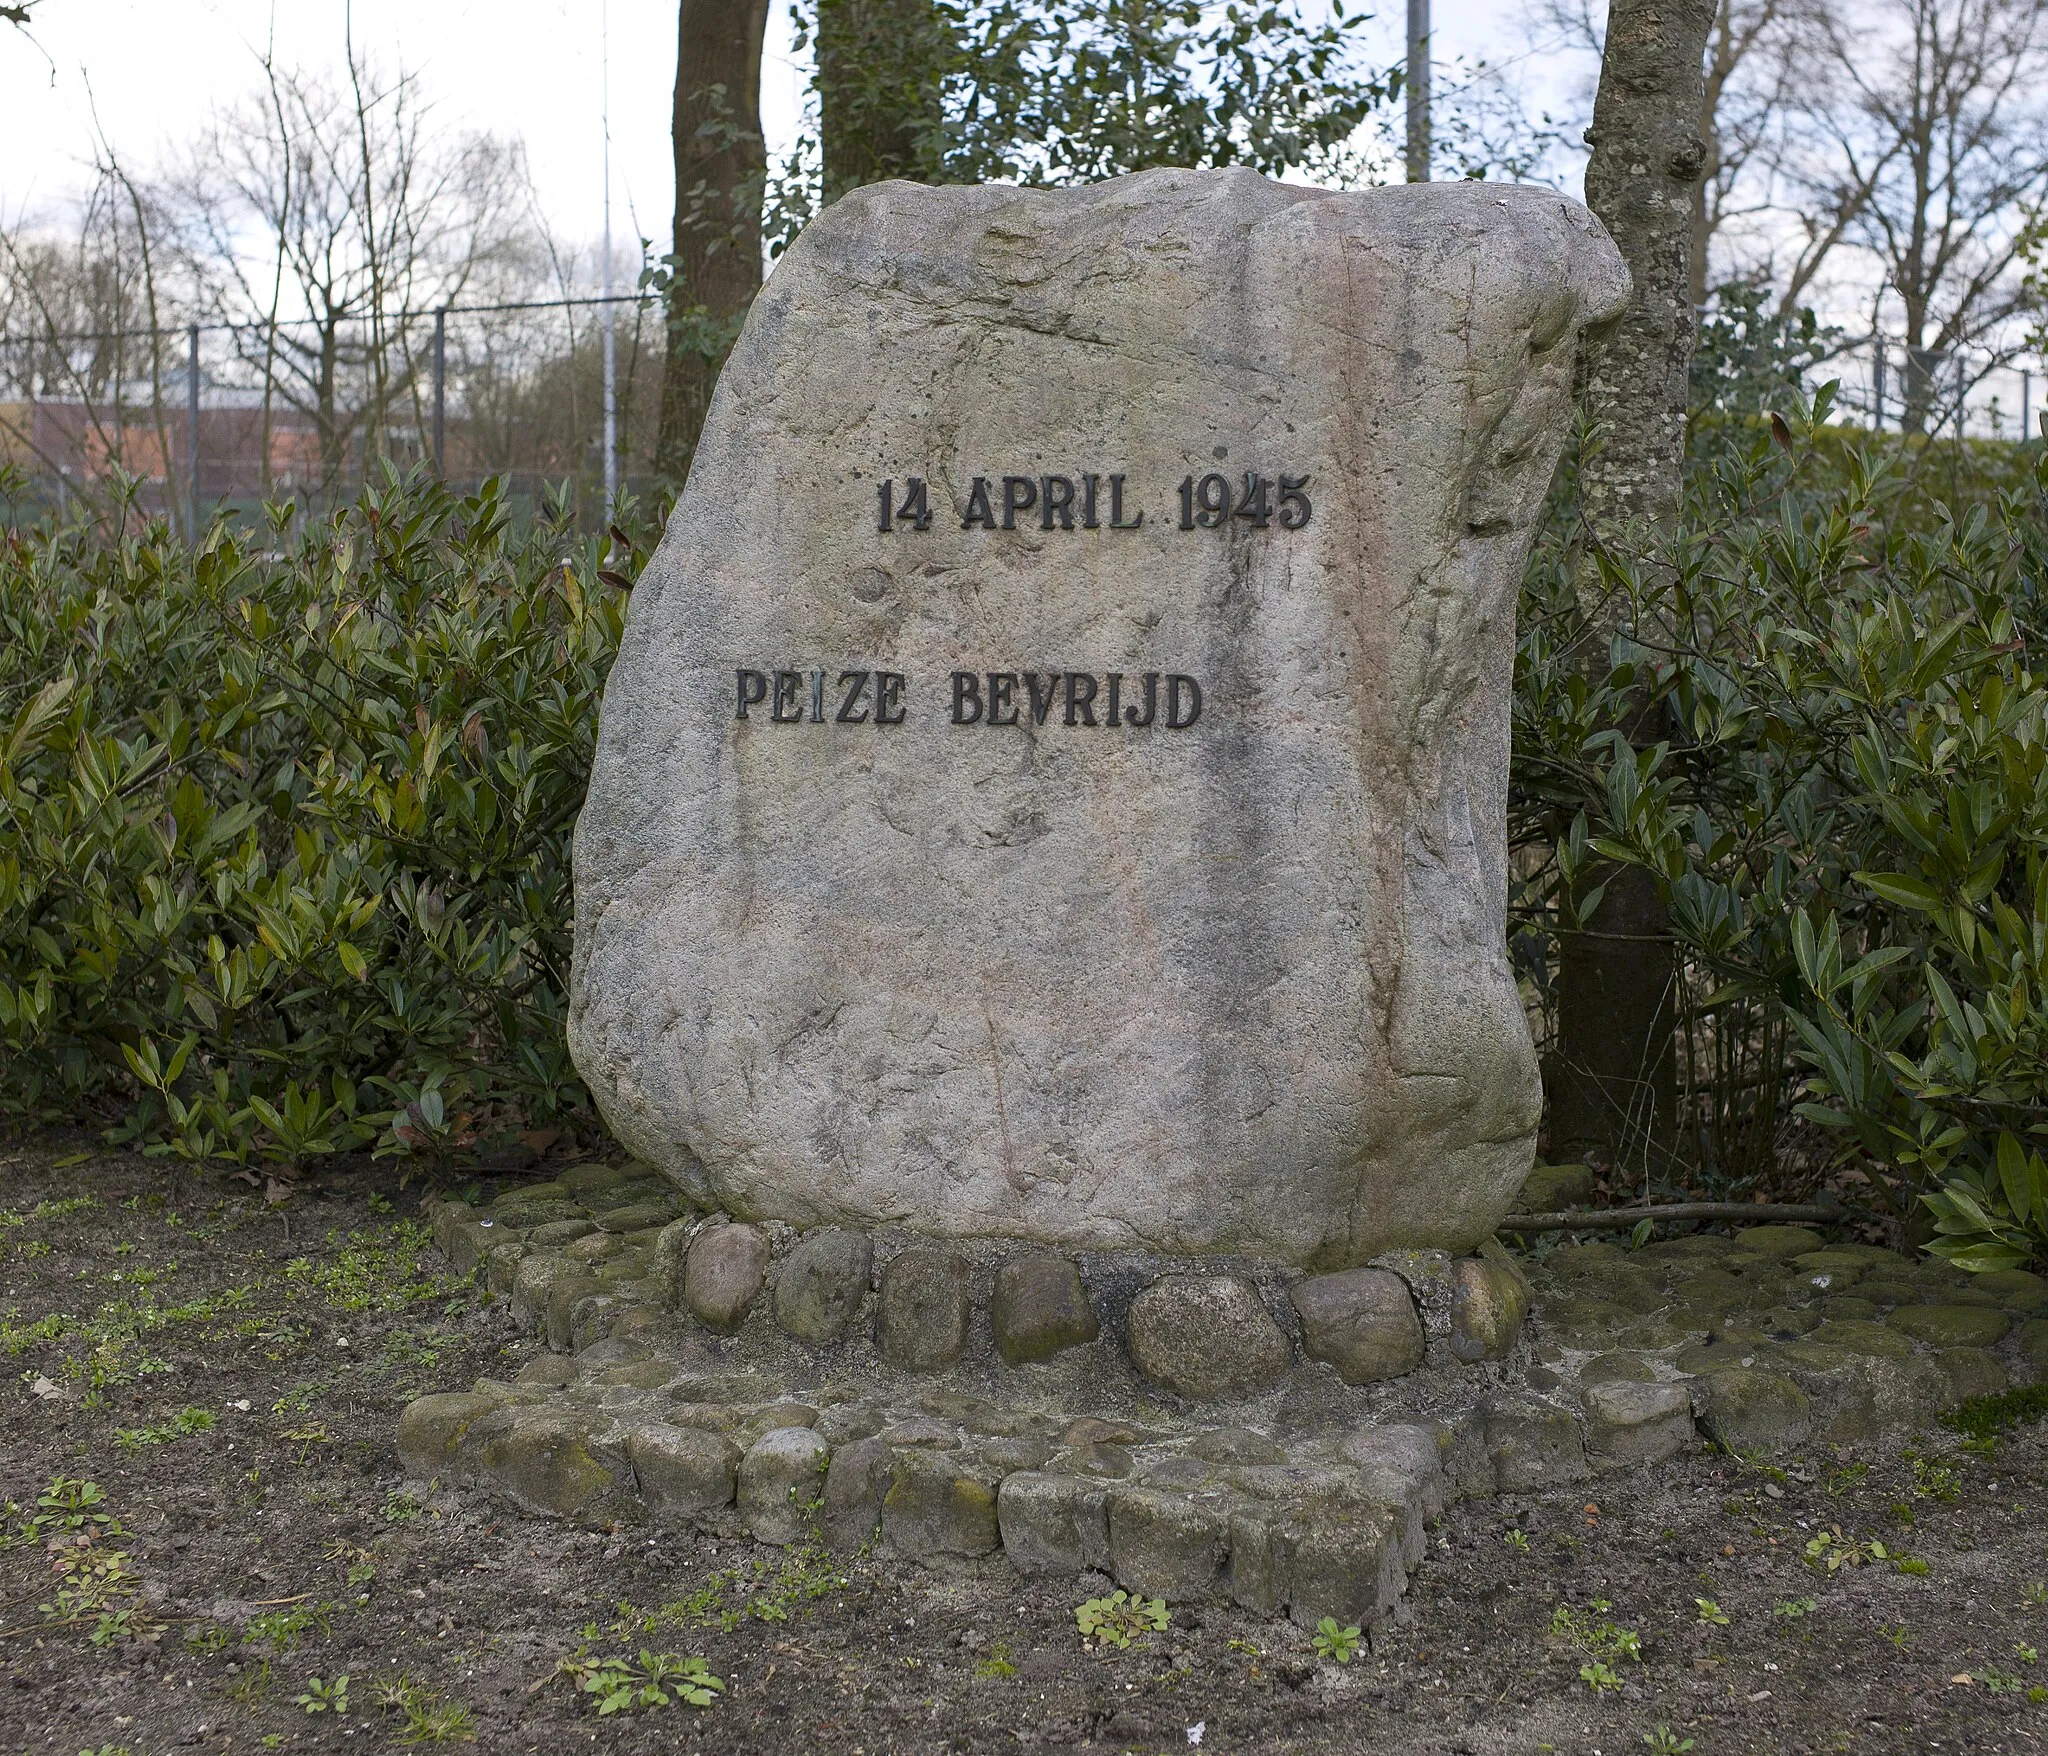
[570,168,1627,1268]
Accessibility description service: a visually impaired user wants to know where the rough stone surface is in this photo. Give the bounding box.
[880,1448,1002,1556]
[1516,1163,1595,1209]
[1693,1368,1813,1454]
[1449,1254,1528,1363]
[683,1223,770,1332]
[1887,1303,2010,1349]
[1292,1268,1426,1384]
[396,1391,501,1472]
[877,1248,972,1370]
[1581,1380,1694,1471]
[1127,1275,1293,1400]
[774,1228,874,1343]
[627,1423,742,1517]
[737,1425,831,1544]
[1481,1398,1588,1491]
[567,171,1628,1268]
[990,1254,1100,1365]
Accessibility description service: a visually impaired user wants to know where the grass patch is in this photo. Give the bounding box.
[1944,1385,2048,1446]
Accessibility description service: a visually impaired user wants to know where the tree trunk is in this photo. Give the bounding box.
[817,0,949,203]
[1551,0,1717,1177]
[656,0,770,484]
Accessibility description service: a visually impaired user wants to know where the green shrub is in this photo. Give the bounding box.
[1515,395,2048,1262]
[0,468,648,1168]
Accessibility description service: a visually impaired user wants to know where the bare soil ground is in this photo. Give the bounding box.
[3,1139,2046,1756]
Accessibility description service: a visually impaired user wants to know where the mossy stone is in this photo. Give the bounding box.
[1808,1319,1915,1360]
[1886,1304,2011,1349]
[1541,1297,1637,1346]
[1692,1368,1812,1455]
[1817,1296,1879,1322]
[1636,1235,1735,1264]
[774,1229,875,1345]
[2014,1318,2048,1373]
[528,1218,597,1247]
[1546,1241,1626,1276]
[1675,1339,1784,1375]
[1976,1269,2048,1314]
[1518,1163,1596,1210]
[561,1162,635,1196]
[1939,1348,2007,1401]
[991,1254,1100,1366]
[1758,1305,1822,1337]
[595,1198,688,1234]
[1734,1225,1826,1258]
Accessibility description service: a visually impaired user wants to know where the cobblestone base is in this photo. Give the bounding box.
[395,1166,2048,1629]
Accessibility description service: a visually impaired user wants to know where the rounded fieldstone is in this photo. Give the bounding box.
[1806,1319,1914,1359]
[1887,1303,2010,1349]
[1290,1267,1424,1384]
[990,1254,1100,1366]
[1734,1225,1826,1258]
[683,1223,771,1331]
[738,1426,831,1544]
[564,1231,624,1264]
[595,1197,687,1233]
[561,1162,635,1196]
[773,1229,874,1344]
[1128,1274,1293,1400]
[876,1248,972,1370]
[1449,1256,1528,1363]
[1758,1305,1823,1336]
[1976,1269,2048,1314]
[1581,1380,1695,1470]
[528,1218,598,1247]
[396,1391,502,1473]
[1517,1163,1595,1210]
[2017,1317,2048,1372]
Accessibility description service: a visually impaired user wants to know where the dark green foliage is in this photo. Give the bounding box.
[0,469,645,1169]
[1515,396,2048,1262]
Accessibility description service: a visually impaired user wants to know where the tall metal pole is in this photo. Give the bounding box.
[2024,368,2033,445]
[433,307,448,477]
[601,0,618,508]
[186,323,200,537]
[1872,338,1885,432]
[1405,0,1431,182]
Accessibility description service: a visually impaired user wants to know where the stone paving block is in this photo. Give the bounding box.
[1692,1368,1812,1455]
[472,1407,639,1524]
[880,1448,1002,1557]
[1733,1225,1826,1258]
[1293,1267,1425,1383]
[738,1426,831,1544]
[998,1471,1112,1574]
[1939,1347,2007,1402]
[1107,1483,1232,1601]
[397,1391,504,1474]
[1887,1304,2010,1349]
[819,1435,893,1552]
[1449,1256,1528,1363]
[1581,1380,1694,1472]
[627,1422,741,1518]
[1482,1397,1589,1491]
[544,1269,604,1351]
[1977,1269,2048,1315]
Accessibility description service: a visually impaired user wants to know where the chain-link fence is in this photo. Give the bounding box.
[0,293,670,533]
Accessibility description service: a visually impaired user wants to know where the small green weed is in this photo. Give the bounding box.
[1976,1663,2027,1693]
[373,1673,478,1744]
[1550,1600,1642,1693]
[1880,1624,1911,1649]
[225,1658,273,1706]
[113,1406,215,1450]
[1774,1596,1820,1620]
[381,1490,425,1523]
[1075,1590,1169,1651]
[1803,1527,1896,1572]
[1694,1598,1729,1626]
[1311,1617,1362,1664]
[972,1641,1017,1679]
[1643,1730,1696,1754]
[1504,1527,1530,1552]
[558,1650,725,1714]
[2025,1581,2048,1607]
[296,1674,349,1714]
[185,1624,233,1655]
[1907,1452,1961,1502]
[245,1602,334,1653]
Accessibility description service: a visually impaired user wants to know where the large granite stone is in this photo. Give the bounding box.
[567,170,1627,1268]
[1291,1267,1425,1383]
[773,1228,873,1343]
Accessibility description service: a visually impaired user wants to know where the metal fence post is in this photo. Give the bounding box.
[1871,338,1885,432]
[433,307,448,478]
[186,322,200,537]
[2024,369,2033,445]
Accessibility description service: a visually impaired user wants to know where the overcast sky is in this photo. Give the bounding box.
[0,0,1595,258]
